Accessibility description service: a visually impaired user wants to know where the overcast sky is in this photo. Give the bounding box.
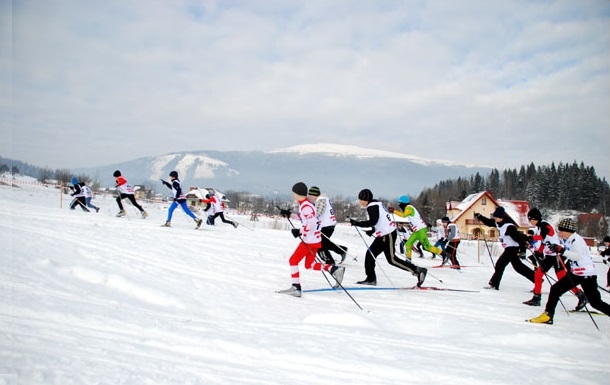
[1,0,609,179]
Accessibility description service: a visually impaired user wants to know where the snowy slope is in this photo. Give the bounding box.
[1,180,609,385]
[267,143,471,167]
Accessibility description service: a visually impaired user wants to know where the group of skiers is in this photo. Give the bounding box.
[70,172,610,325]
[69,170,237,229]
[275,182,609,326]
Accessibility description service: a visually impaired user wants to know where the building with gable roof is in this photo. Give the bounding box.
[445,191,531,241]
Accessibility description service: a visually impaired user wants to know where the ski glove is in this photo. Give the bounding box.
[279,209,292,218]
[349,218,358,226]
[603,259,608,265]
[365,229,375,237]
[517,251,526,259]
[547,244,563,254]
[291,228,301,238]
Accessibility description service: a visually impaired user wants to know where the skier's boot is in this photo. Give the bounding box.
[574,291,588,311]
[416,267,428,288]
[330,265,345,287]
[523,294,541,306]
[195,218,203,228]
[116,210,127,217]
[528,311,553,324]
[277,284,302,298]
[141,211,148,219]
[356,279,376,286]
[161,221,171,227]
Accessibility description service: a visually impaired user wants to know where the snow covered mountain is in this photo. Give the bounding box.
[75,143,491,198]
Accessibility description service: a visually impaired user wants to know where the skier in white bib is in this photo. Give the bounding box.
[307,186,348,265]
[350,189,427,287]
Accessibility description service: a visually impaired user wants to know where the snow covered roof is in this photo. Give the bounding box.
[497,199,531,228]
[185,187,228,201]
[449,191,531,228]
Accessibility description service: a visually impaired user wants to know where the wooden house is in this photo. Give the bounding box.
[445,191,531,241]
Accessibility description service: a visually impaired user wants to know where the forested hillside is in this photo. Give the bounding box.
[412,161,610,224]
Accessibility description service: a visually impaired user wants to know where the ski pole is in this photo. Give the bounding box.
[480,229,496,266]
[352,225,395,287]
[225,214,254,231]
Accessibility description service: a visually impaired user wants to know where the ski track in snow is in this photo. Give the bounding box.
[0,182,608,385]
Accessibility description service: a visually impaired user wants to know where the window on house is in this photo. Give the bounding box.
[482,198,487,205]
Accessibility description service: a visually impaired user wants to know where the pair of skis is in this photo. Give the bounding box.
[301,285,479,293]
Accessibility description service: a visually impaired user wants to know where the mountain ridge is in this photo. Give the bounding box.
[73,143,491,199]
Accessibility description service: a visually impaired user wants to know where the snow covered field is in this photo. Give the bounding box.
[1,179,608,385]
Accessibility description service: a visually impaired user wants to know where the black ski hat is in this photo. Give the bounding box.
[113,170,121,177]
[527,208,542,221]
[441,216,450,223]
[292,182,308,196]
[169,171,178,178]
[358,189,373,201]
[603,236,610,243]
[492,206,506,218]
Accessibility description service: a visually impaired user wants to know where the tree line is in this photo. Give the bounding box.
[411,161,610,226]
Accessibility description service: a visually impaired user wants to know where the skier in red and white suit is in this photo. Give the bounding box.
[277,182,345,297]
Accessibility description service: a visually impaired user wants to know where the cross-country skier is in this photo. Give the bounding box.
[528,218,610,324]
[390,195,443,260]
[80,181,99,213]
[277,182,345,297]
[307,186,348,265]
[350,189,427,287]
[433,219,447,257]
[160,171,203,228]
[441,216,461,269]
[113,170,148,218]
[474,207,534,290]
[69,176,89,212]
[523,208,587,309]
[202,192,237,228]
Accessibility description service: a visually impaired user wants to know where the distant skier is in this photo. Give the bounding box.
[528,218,610,324]
[441,216,461,269]
[160,171,203,228]
[113,170,148,218]
[307,186,348,265]
[390,195,443,260]
[80,181,99,213]
[69,176,89,212]
[523,208,587,309]
[277,182,345,297]
[350,189,427,287]
[433,219,447,257]
[202,193,238,228]
[474,207,533,290]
